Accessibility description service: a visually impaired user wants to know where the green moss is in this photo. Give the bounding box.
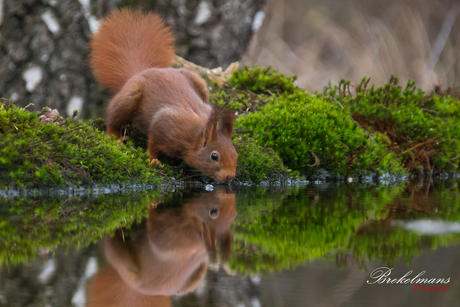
[320,77,460,174]
[209,86,272,114]
[0,102,163,188]
[5,68,458,185]
[112,127,287,183]
[0,190,166,265]
[228,65,299,95]
[236,92,405,177]
[233,134,293,182]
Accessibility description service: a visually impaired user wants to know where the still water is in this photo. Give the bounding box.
[1,180,460,307]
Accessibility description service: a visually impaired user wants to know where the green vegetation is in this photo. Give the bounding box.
[229,65,299,95]
[210,86,272,114]
[319,77,460,175]
[225,67,460,177]
[229,182,460,274]
[0,190,165,265]
[0,99,290,187]
[2,180,460,272]
[2,66,460,187]
[114,123,290,183]
[236,92,404,176]
[232,134,291,182]
[348,229,458,269]
[0,102,162,188]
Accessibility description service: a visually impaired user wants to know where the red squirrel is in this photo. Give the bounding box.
[89,9,238,182]
[86,187,237,307]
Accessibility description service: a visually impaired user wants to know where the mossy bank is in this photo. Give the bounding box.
[2,66,460,188]
[0,103,163,189]
[216,66,460,179]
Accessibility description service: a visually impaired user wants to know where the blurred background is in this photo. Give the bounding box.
[245,0,460,92]
[251,0,460,92]
[0,0,459,118]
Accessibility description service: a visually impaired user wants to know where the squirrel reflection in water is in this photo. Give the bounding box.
[86,186,237,307]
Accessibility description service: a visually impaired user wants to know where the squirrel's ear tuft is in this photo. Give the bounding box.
[202,107,219,147]
[219,108,235,139]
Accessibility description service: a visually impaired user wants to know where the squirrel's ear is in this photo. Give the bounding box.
[218,230,232,262]
[219,108,235,139]
[202,108,218,147]
[203,226,217,263]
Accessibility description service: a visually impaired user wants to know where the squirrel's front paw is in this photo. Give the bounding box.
[149,158,162,166]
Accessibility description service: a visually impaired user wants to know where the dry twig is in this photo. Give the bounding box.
[172,55,240,87]
[400,138,437,155]
[307,148,320,167]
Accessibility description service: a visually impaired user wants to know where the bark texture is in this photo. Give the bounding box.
[0,0,266,118]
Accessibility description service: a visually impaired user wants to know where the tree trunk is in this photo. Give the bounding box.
[0,0,266,119]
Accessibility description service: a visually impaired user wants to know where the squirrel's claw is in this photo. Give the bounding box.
[149,158,162,166]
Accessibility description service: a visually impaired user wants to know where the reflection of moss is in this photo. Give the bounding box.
[0,190,165,265]
[230,186,390,273]
[229,183,460,274]
[348,229,451,268]
[0,102,163,188]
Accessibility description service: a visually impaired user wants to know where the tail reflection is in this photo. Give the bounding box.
[86,186,237,307]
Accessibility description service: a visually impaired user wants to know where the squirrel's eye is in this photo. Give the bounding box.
[211,153,218,161]
[210,209,218,218]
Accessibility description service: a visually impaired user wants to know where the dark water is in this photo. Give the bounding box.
[1,180,460,307]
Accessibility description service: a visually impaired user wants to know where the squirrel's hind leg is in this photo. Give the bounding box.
[105,77,144,141]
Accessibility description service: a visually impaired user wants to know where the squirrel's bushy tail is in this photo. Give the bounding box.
[89,9,175,93]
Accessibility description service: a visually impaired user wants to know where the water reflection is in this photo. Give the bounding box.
[1,181,460,306]
[231,181,460,274]
[86,186,236,307]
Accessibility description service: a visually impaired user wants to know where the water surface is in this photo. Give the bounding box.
[1,180,459,306]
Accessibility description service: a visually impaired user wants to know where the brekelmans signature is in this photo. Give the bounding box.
[367,267,451,292]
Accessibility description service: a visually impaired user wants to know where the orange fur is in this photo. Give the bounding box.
[86,187,237,306]
[89,9,175,93]
[89,9,238,182]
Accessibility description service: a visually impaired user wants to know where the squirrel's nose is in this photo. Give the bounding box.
[226,176,234,182]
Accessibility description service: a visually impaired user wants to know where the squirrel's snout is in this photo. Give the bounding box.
[215,171,235,183]
[214,168,235,183]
